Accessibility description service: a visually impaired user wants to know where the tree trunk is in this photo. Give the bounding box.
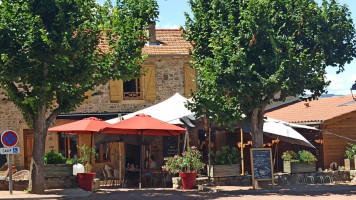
[250,104,267,148]
[28,112,47,194]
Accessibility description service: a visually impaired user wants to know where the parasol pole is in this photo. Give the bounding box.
[139,130,143,190]
[90,132,93,164]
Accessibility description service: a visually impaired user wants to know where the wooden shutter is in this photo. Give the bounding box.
[184,64,197,97]
[83,90,92,103]
[109,80,123,102]
[143,65,156,100]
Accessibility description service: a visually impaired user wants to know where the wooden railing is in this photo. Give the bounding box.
[123,92,143,100]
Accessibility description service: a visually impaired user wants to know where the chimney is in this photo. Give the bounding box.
[147,23,157,45]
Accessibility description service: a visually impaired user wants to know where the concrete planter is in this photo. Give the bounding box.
[208,164,241,177]
[283,161,316,173]
[344,159,355,171]
[44,164,73,177]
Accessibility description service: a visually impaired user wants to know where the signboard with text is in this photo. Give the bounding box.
[0,147,20,155]
[250,148,274,189]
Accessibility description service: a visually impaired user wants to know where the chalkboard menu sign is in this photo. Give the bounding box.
[250,148,273,181]
[163,136,178,158]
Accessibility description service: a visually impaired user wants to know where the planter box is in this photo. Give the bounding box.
[208,164,241,177]
[44,164,73,177]
[283,161,315,173]
[344,159,355,171]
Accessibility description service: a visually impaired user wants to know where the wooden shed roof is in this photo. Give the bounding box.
[265,95,356,123]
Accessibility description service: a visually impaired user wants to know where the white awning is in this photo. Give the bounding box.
[106,93,195,126]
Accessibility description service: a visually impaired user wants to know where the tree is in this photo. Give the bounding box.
[0,0,158,194]
[184,0,356,148]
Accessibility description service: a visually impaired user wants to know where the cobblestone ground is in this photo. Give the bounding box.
[83,184,356,200]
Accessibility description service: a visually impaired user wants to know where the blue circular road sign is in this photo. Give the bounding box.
[1,130,19,147]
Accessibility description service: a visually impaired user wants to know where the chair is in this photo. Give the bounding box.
[164,173,174,188]
[11,170,30,180]
[150,172,160,187]
[101,168,115,186]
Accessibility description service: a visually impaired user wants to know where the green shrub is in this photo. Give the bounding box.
[344,143,356,159]
[44,150,67,164]
[281,150,297,161]
[214,145,241,165]
[282,150,316,163]
[297,150,317,163]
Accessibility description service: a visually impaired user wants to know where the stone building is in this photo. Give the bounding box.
[0,27,197,173]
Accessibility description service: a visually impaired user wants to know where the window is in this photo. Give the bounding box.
[109,65,156,102]
[58,133,78,159]
[123,78,143,100]
[95,143,110,162]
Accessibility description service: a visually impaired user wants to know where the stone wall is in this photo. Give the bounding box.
[274,171,351,185]
[75,55,190,114]
[172,175,252,189]
[0,176,78,191]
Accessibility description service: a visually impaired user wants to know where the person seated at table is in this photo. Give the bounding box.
[142,156,157,186]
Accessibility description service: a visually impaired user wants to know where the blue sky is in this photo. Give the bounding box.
[96,0,356,95]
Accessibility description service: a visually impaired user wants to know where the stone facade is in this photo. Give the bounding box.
[0,54,191,170]
[75,55,190,114]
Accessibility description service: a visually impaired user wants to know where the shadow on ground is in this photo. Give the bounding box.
[84,184,356,200]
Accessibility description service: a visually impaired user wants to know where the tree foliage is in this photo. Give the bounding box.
[0,0,158,193]
[184,0,356,147]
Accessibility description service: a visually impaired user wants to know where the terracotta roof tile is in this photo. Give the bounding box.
[265,95,356,123]
[97,29,191,56]
[142,29,191,55]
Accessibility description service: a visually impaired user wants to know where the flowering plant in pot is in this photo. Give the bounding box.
[163,146,205,189]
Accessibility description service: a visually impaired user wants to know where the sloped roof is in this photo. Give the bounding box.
[97,29,191,56]
[265,95,356,123]
[142,29,191,55]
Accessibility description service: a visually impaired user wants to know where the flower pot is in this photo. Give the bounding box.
[283,161,316,173]
[179,172,197,189]
[44,164,73,177]
[77,172,96,191]
[344,159,355,171]
[208,164,241,177]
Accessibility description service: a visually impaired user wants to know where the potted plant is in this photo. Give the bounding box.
[163,146,205,189]
[208,145,241,177]
[72,144,96,191]
[344,143,356,170]
[44,150,72,177]
[282,150,317,173]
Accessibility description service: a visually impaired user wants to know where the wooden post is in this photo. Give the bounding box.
[240,128,244,175]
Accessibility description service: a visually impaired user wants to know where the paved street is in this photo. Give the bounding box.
[83,184,356,200]
[0,183,355,199]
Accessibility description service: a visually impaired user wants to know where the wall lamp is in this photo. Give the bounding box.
[351,81,356,101]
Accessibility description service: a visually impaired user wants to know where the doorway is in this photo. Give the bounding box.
[24,129,34,170]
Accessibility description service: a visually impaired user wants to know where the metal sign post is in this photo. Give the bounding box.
[1,130,19,195]
[8,154,12,194]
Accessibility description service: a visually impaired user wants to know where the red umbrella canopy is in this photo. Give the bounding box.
[48,117,111,134]
[101,114,186,136]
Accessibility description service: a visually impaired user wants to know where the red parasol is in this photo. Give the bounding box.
[100,114,186,189]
